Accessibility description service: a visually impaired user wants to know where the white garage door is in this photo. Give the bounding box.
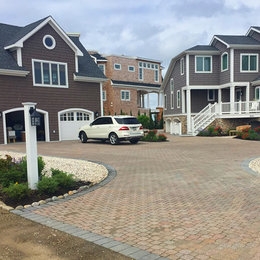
[59,110,93,141]
[172,121,181,135]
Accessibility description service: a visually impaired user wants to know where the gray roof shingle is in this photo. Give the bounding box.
[215,35,260,45]
[91,53,107,61]
[186,45,219,51]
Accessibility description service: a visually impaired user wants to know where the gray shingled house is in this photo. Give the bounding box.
[161,26,260,135]
[0,16,107,144]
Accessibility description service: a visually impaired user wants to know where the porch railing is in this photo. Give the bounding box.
[219,101,260,115]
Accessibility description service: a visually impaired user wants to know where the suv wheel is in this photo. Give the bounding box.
[109,133,119,145]
[80,132,87,143]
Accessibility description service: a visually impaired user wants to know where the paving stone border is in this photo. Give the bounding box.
[241,157,260,177]
[8,160,169,260]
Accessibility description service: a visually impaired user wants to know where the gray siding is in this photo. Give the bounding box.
[189,55,219,85]
[191,90,218,113]
[250,31,260,42]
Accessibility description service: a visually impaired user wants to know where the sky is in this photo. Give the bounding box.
[1,0,260,108]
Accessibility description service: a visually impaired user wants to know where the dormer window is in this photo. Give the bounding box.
[221,53,228,72]
[43,35,56,50]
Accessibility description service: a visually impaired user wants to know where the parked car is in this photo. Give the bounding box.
[78,116,144,145]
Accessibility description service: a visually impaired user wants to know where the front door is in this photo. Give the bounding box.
[236,89,242,102]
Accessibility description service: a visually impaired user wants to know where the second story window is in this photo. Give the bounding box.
[114,63,121,70]
[139,67,143,81]
[177,90,180,108]
[170,78,174,109]
[128,66,135,72]
[155,70,159,82]
[98,64,105,75]
[196,56,212,73]
[121,90,130,101]
[221,53,228,71]
[180,58,184,75]
[103,91,106,101]
[241,54,258,72]
[32,59,68,88]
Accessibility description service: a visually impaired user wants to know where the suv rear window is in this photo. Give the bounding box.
[114,117,140,125]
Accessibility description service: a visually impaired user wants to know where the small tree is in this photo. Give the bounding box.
[137,115,150,129]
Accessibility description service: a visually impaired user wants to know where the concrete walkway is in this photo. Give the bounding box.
[2,135,260,260]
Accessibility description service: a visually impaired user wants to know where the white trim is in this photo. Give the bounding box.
[98,64,106,75]
[170,78,174,109]
[128,65,135,72]
[186,89,191,133]
[100,83,104,116]
[0,69,29,77]
[121,90,130,101]
[210,36,230,48]
[58,108,94,141]
[17,47,22,66]
[154,69,159,82]
[73,74,107,83]
[32,59,69,88]
[180,58,184,75]
[114,63,121,70]
[177,90,181,108]
[221,52,228,72]
[195,55,212,73]
[75,56,79,73]
[164,94,167,110]
[255,86,260,100]
[2,107,50,145]
[240,53,259,72]
[186,54,189,86]
[230,49,234,82]
[182,89,185,113]
[111,81,159,92]
[43,34,56,50]
[207,89,215,101]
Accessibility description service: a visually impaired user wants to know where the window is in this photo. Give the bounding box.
[43,35,56,50]
[139,62,142,67]
[164,94,167,110]
[177,90,180,108]
[170,78,174,109]
[32,59,68,88]
[241,54,258,72]
[137,93,140,106]
[103,91,106,101]
[114,117,139,124]
[155,70,159,82]
[255,87,260,100]
[114,63,121,70]
[196,56,212,73]
[77,112,90,121]
[128,65,135,72]
[180,58,184,75]
[121,90,130,101]
[60,112,74,121]
[98,64,105,74]
[207,89,215,101]
[139,67,143,80]
[221,53,228,71]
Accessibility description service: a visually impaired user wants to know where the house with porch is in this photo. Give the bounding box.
[161,26,260,135]
[0,16,107,144]
[88,51,164,117]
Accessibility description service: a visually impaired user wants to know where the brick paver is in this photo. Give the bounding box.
[3,135,260,259]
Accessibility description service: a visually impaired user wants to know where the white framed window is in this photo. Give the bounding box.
[121,90,130,101]
[143,62,147,68]
[139,67,143,81]
[177,90,180,108]
[240,54,258,72]
[114,63,121,70]
[180,58,184,75]
[128,65,135,72]
[155,70,159,82]
[103,91,106,101]
[151,64,154,69]
[32,59,68,88]
[195,56,212,73]
[221,52,228,72]
[77,112,90,121]
[139,62,142,67]
[207,89,215,101]
[43,35,56,50]
[164,94,167,110]
[60,112,74,121]
[255,87,260,100]
[98,64,105,75]
[170,78,174,109]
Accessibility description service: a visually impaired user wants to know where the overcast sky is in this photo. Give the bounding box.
[1,0,260,108]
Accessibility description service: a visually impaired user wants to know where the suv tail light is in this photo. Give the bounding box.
[119,126,129,131]
[140,126,143,130]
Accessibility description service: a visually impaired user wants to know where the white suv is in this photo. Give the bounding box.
[78,116,144,145]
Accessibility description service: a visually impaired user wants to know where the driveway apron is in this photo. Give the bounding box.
[3,136,260,260]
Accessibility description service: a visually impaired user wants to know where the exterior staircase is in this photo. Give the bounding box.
[192,103,217,136]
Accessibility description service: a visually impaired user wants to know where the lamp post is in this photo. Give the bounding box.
[23,102,41,189]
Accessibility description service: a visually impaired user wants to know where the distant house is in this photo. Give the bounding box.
[89,51,164,117]
[161,26,260,135]
[0,16,107,144]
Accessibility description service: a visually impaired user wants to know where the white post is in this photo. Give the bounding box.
[147,92,150,109]
[100,83,103,116]
[142,94,145,108]
[230,86,235,114]
[23,102,39,190]
[186,89,192,133]
[182,89,186,113]
[246,83,250,112]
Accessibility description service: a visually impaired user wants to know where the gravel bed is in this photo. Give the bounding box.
[249,158,260,174]
[0,151,108,184]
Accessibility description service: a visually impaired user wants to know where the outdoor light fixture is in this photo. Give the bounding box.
[0,111,2,118]
[95,111,99,118]
[29,107,41,126]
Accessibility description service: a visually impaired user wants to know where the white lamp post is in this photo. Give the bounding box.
[23,102,41,189]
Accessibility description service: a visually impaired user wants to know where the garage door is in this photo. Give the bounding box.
[172,121,181,135]
[59,110,93,141]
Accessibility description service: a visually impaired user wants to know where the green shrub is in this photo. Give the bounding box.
[198,130,210,136]
[51,169,75,189]
[208,126,215,134]
[158,134,167,141]
[3,183,29,200]
[137,115,150,129]
[0,155,13,170]
[20,156,45,179]
[249,132,260,140]
[37,177,58,194]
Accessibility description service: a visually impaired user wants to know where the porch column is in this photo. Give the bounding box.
[182,89,185,113]
[218,89,222,115]
[147,92,150,109]
[246,83,250,112]
[186,89,192,133]
[230,86,235,113]
[142,94,145,108]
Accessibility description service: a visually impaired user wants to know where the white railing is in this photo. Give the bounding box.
[219,101,260,115]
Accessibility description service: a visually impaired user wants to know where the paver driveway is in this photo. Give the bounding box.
[3,135,260,259]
